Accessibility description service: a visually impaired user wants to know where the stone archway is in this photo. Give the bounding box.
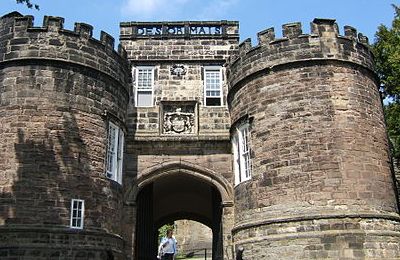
[125,161,234,260]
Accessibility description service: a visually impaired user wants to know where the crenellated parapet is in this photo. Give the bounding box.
[227,18,373,93]
[0,11,128,87]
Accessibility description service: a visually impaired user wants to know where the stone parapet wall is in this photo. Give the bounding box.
[227,19,372,96]
[0,12,128,88]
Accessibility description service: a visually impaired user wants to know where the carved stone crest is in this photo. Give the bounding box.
[162,102,196,134]
[170,64,186,77]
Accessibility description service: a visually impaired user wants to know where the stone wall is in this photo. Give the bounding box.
[120,21,239,259]
[120,21,238,137]
[228,19,400,259]
[174,220,212,256]
[120,20,239,192]
[0,12,129,259]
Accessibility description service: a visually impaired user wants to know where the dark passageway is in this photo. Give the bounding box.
[135,172,223,260]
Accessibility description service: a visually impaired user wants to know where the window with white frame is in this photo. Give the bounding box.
[232,123,252,185]
[70,199,84,229]
[134,66,154,107]
[106,122,124,184]
[204,66,223,106]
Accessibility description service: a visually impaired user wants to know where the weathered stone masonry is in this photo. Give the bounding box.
[227,20,400,259]
[120,21,239,260]
[0,12,129,259]
[0,10,399,260]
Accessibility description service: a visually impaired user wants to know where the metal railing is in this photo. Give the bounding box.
[183,248,211,259]
[181,246,244,260]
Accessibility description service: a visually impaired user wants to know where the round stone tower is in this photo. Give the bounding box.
[227,19,400,259]
[0,12,129,259]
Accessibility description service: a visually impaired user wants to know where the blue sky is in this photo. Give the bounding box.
[1,0,398,46]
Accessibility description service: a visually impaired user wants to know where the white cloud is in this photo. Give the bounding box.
[120,0,237,21]
[121,0,191,19]
[123,0,160,15]
[197,0,238,20]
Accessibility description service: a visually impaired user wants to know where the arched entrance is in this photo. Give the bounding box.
[126,161,233,260]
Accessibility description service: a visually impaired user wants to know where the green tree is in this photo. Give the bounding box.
[158,223,174,242]
[373,5,400,163]
[373,4,400,100]
[16,0,39,10]
[384,103,400,164]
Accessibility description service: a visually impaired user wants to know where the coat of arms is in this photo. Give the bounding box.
[164,108,194,134]
[162,103,196,134]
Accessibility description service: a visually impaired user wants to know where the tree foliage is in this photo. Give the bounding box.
[16,0,39,10]
[373,5,400,163]
[384,103,400,164]
[158,223,174,242]
[373,4,400,100]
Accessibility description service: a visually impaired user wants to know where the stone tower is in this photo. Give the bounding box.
[227,19,400,258]
[0,12,129,259]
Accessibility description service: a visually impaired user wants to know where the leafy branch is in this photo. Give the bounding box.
[16,0,39,10]
[373,5,400,163]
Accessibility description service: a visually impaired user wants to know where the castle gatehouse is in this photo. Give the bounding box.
[0,11,399,259]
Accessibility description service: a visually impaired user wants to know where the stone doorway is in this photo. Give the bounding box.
[133,166,229,260]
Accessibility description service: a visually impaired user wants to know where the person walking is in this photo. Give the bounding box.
[158,229,177,260]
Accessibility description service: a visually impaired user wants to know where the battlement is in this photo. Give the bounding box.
[228,18,374,89]
[1,12,126,56]
[238,18,369,54]
[0,12,128,85]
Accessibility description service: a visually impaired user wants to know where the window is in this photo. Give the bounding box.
[232,123,252,185]
[204,66,223,106]
[106,122,124,184]
[134,66,154,107]
[70,199,84,229]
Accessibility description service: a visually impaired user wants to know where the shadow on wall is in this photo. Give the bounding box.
[12,111,93,225]
[0,108,114,259]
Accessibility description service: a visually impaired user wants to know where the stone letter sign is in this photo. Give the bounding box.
[137,25,222,36]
